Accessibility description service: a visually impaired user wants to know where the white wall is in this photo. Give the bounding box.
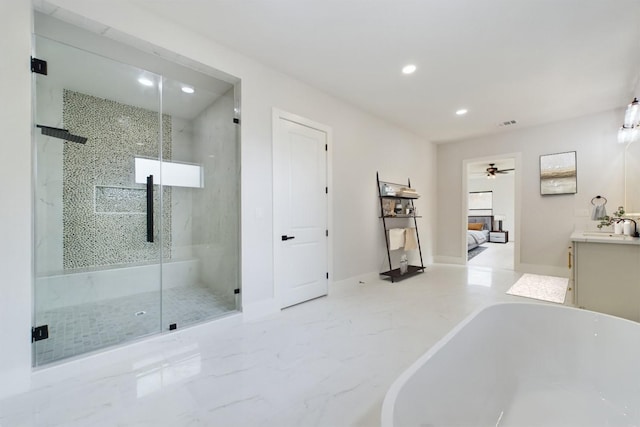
[468,173,515,240]
[0,1,436,397]
[437,109,625,274]
[0,0,33,399]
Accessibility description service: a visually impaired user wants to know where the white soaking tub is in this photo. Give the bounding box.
[382,302,640,427]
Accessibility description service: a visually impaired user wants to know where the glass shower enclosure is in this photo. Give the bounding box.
[32,19,240,366]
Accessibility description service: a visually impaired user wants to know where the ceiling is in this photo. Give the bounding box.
[117,0,640,143]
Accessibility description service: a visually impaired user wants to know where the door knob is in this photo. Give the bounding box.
[281,235,295,241]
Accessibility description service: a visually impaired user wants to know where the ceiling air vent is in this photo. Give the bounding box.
[497,120,518,127]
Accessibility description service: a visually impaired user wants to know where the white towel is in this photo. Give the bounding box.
[591,204,607,220]
[388,228,405,250]
[404,228,418,250]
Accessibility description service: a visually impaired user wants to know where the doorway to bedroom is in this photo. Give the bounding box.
[465,157,516,270]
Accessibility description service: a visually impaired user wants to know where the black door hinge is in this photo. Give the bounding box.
[233,118,240,124]
[31,325,49,342]
[169,323,177,331]
[326,229,328,237]
[234,288,240,294]
[325,144,328,151]
[326,272,329,279]
[31,57,47,75]
[325,187,328,194]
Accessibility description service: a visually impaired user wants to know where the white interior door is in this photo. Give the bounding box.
[273,111,328,309]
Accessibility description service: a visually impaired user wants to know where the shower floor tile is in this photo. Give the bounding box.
[34,286,236,365]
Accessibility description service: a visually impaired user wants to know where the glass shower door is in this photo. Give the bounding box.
[32,36,164,365]
[159,76,240,330]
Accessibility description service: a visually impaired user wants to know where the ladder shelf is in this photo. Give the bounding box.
[377,172,425,283]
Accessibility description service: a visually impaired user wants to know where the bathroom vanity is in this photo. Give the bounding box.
[571,231,640,321]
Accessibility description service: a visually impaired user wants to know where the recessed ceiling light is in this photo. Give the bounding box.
[456,109,468,116]
[138,77,154,87]
[402,64,417,75]
[181,86,195,94]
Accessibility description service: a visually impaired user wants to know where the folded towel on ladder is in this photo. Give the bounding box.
[404,227,418,250]
[388,228,405,250]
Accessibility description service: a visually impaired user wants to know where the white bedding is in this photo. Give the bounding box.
[467,230,489,250]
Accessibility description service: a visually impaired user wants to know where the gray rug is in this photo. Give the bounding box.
[467,245,488,260]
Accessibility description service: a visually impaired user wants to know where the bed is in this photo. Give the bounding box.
[467,215,492,251]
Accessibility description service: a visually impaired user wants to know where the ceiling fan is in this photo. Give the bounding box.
[486,163,514,178]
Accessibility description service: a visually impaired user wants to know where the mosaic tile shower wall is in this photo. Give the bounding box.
[63,90,172,269]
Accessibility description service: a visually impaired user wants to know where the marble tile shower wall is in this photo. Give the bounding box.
[191,89,239,297]
[62,90,172,269]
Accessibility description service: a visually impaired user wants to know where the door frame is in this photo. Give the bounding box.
[461,153,522,269]
[272,108,333,307]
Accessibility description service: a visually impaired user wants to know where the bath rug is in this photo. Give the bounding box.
[506,273,568,304]
[467,245,488,261]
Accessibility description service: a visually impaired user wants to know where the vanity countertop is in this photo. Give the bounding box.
[570,231,640,245]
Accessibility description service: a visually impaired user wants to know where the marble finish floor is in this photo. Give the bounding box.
[467,241,515,270]
[35,286,236,365]
[1,264,568,426]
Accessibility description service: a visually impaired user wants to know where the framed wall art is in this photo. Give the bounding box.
[540,151,577,195]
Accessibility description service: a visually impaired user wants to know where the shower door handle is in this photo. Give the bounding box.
[146,175,154,242]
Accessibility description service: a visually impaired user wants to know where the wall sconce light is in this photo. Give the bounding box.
[624,98,639,127]
[618,98,640,144]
